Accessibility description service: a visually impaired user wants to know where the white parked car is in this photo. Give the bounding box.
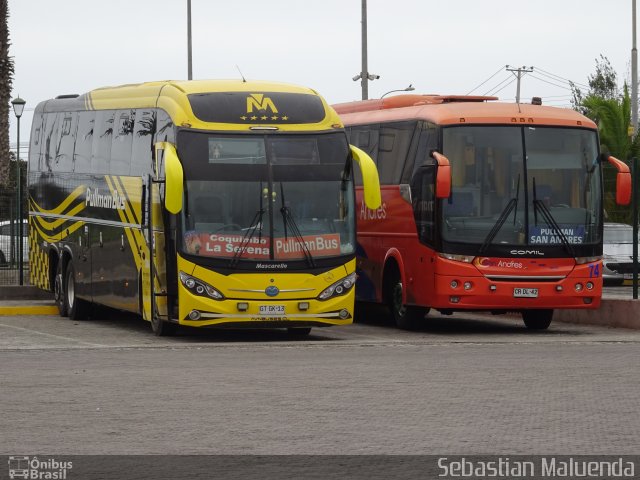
[602,223,639,286]
[0,219,28,267]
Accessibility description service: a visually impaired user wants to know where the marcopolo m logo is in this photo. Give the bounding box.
[246,93,278,114]
[265,286,280,297]
[85,187,126,210]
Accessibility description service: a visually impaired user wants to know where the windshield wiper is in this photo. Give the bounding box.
[279,182,316,268]
[229,184,266,267]
[479,174,520,254]
[532,177,575,256]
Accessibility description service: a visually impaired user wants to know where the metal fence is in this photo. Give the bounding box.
[0,160,29,286]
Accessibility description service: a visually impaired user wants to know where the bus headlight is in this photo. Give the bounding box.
[179,271,224,300]
[318,272,357,301]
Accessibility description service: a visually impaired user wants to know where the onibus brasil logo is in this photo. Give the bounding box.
[8,456,73,479]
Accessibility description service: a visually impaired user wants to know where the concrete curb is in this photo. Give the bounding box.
[0,285,52,301]
[0,304,58,315]
[555,299,640,329]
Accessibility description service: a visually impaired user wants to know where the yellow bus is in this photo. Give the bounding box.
[28,80,380,335]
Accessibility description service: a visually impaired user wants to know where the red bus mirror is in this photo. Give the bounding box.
[607,155,632,205]
[432,151,451,199]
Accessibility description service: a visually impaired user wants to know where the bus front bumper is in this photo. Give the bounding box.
[178,290,355,328]
[429,274,602,311]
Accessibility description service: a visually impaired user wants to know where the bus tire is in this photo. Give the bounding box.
[54,261,68,317]
[522,309,553,330]
[65,262,90,320]
[386,270,428,330]
[151,315,178,336]
[287,327,312,337]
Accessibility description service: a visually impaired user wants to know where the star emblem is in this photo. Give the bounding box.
[251,116,257,120]
[271,116,278,120]
[261,115,267,120]
[240,116,247,120]
[282,116,289,121]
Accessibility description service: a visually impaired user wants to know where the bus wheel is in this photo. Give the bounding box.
[54,262,68,317]
[387,274,427,330]
[151,315,178,336]
[522,309,553,330]
[287,327,312,337]
[65,262,89,320]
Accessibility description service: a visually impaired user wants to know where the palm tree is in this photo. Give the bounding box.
[581,84,640,222]
[0,0,14,187]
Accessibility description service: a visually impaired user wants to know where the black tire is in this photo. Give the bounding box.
[522,309,553,330]
[287,327,312,337]
[386,270,429,330]
[151,313,178,336]
[65,262,90,320]
[55,261,68,317]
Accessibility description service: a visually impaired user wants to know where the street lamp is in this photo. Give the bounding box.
[381,84,415,98]
[11,96,26,285]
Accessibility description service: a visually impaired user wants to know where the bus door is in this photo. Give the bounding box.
[143,144,171,321]
[410,165,437,300]
[75,223,92,301]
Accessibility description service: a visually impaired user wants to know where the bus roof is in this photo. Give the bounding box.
[333,94,597,129]
[34,79,344,132]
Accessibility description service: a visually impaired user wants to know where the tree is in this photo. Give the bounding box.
[0,0,14,187]
[575,56,639,223]
[571,55,619,115]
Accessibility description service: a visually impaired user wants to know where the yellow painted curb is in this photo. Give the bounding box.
[0,305,58,316]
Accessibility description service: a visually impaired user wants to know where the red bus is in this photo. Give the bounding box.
[334,94,631,330]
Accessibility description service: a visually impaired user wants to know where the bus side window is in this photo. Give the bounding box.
[29,113,45,173]
[132,109,156,177]
[378,121,415,185]
[74,111,95,173]
[112,110,135,175]
[406,122,438,181]
[350,126,378,186]
[56,113,78,172]
[411,165,436,244]
[91,111,115,174]
[154,109,175,145]
[42,113,60,172]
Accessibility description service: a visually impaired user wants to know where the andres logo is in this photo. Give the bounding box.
[241,94,288,122]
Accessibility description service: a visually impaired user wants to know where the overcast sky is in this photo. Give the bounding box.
[6,0,635,149]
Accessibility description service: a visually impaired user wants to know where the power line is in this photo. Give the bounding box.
[534,66,589,90]
[488,77,517,97]
[466,65,507,95]
[529,74,574,91]
[482,74,514,96]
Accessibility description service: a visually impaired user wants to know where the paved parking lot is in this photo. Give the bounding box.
[1,307,639,455]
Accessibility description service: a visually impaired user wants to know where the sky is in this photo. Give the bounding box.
[6,0,635,151]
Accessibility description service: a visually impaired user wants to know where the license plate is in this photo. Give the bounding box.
[513,288,538,298]
[259,305,285,315]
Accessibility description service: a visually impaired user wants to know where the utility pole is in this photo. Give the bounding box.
[352,0,379,100]
[361,0,369,100]
[506,65,533,104]
[632,0,638,133]
[187,0,193,80]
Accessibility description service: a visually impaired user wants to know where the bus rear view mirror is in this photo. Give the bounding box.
[606,155,631,205]
[164,144,184,214]
[350,145,382,209]
[431,151,451,199]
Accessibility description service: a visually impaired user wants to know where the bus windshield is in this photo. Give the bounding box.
[177,132,355,264]
[439,126,602,249]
